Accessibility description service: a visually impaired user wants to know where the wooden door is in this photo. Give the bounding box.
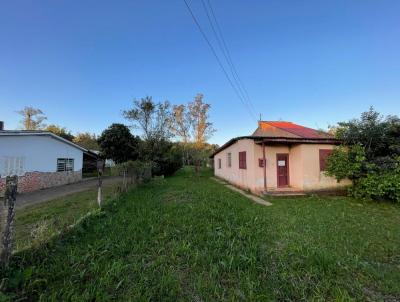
[276,154,289,187]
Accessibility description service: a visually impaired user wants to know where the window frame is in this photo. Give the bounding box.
[218,158,222,169]
[258,158,265,167]
[57,158,74,172]
[227,152,232,168]
[239,151,247,169]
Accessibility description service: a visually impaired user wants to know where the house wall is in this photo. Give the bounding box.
[214,139,258,192]
[296,144,351,190]
[214,140,351,194]
[0,135,83,193]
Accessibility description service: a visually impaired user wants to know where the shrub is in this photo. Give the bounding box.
[351,169,400,202]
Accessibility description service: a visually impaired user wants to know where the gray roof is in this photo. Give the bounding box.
[0,130,89,152]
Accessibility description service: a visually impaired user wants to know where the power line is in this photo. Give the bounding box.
[204,0,257,115]
[183,0,257,121]
[201,0,256,115]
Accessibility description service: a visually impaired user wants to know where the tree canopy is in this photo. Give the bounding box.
[97,124,140,164]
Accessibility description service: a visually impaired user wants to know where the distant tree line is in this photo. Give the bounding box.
[98,94,217,176]
[16,106,99,150]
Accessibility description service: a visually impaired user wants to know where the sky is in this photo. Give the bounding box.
[0,0,399,145]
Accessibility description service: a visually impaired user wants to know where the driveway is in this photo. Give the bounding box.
[16,176,123,208]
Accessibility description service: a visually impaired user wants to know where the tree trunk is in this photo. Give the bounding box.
[0,175,18,267]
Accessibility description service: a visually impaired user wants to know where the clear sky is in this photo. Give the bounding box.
[1,0,399,145]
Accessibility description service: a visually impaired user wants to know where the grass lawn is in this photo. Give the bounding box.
[1,168,399,301]
[15,186,119,252]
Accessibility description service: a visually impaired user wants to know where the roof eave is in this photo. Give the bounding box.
[210,136,341,158]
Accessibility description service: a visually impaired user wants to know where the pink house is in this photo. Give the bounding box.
[211,121,350,194]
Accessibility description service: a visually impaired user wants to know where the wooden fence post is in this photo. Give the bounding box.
[97,160,105,208]
[0,175,18,267]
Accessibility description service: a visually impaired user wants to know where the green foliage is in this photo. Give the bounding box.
[73,132,99,150]
[97,123,140,164]
[138,139,183,176]
[113,160,153,184]
[1,169,400,300]
[325,144,366,181]
[328,108,400,202]
[335,107,400,168]
[351,159,400,202]
[45,124,74,141]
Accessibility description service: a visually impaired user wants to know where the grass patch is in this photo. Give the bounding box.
[1,168,399,301]
[15,186,118,252]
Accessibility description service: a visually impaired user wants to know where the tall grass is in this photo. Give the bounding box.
[0,168,399,301]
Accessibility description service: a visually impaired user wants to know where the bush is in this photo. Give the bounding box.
[352,170,400,202]
[113,160,152,184]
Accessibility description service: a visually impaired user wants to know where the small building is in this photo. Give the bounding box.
[0,128,96,193]
[211,121,351,194]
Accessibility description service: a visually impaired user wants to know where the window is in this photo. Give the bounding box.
[319,149,333,171]
[227,153,232,167]
[239,151,247,169]
[57,158,74,172]
[218,158,222,169]
[259,158,265,167]
[1,156,25,176]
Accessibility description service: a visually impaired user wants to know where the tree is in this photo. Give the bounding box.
[98,124,140,164]
[169,94,216,167]
[187,94,215,171]
[73,132,99,150]
[17,107,47,130]
[123,96,172,141]
[334,107,400,171]
[326,108,400,202]
[170,104,192,164]
[188,94,215,148]
[45,124,74,141]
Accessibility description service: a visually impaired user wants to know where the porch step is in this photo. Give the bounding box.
[263,189,307,197]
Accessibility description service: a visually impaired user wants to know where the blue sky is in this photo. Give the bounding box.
[0,0,399,145]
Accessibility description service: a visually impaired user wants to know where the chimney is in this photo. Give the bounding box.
[0,121,4,131]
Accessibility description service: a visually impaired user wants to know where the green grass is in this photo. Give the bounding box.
[1,168,399,301]
[15,186,119,252]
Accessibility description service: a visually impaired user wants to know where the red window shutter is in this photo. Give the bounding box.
[239,151,247,169]
[319,149,333,171]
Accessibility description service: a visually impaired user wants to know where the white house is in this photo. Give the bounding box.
[0,128,90,193]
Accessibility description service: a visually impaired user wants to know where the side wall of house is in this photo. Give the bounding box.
[0,135,83,193]
[297,144,351,191]
[214,139,258,192]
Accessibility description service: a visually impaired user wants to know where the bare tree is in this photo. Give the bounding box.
[188,94,215,148]
[170,94,215,170]
[170,104,192,164]
[123,97,155,140]
[123,96,172,141]
[17,106,47,130]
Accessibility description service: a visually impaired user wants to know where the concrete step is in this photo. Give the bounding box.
[263,190,307,197]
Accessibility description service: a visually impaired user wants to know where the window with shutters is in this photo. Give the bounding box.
[319,149,333,171]
[227,153,232,167]
[218,158,222,169]
[259,158,265,167]
[57,158,74,172]
[239,151,246,169]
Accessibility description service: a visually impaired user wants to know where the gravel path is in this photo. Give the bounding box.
[16,176,123,208]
